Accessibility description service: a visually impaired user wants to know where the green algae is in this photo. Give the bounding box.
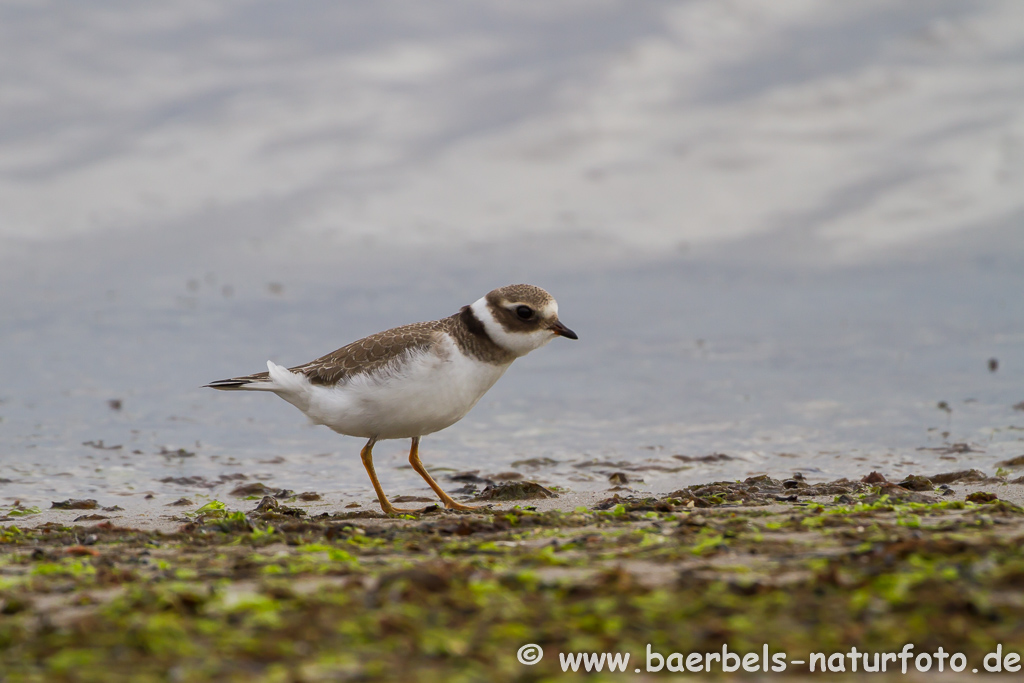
[2,486,1024,681]
[5,506,42,517]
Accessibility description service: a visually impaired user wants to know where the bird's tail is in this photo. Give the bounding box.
[204,378,272,391]
[205,361,277,391]
[204,361,307,393]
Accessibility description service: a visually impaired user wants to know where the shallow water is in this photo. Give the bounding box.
[2,227,1022,509]
[2,2,1024,510]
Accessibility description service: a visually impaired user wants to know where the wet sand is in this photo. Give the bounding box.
[3,3,1024,678]
[9,468,1024,532]
[4,471,1024,681]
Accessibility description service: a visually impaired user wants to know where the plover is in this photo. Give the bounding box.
[206,284,577,514]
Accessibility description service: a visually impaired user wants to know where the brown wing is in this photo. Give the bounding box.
[290,319,450,385]
[207,318,453,390]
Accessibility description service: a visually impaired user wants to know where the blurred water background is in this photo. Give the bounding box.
[2,1,1023,508]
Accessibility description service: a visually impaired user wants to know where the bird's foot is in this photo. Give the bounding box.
[443,500,486,512]
[380,503,444,516]
[379,504,424,515]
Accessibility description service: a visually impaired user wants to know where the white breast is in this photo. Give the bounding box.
[276,334,511,440]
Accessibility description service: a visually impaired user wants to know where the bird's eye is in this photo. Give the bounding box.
[515,305,533,320]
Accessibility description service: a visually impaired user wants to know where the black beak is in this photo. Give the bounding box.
[549,320,578,340]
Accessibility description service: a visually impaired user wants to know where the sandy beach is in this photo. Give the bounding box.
[3,1,1024,680]
[5,472,1024,681]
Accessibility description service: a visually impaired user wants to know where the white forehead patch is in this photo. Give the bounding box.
[470,296,556,358]
[540,299,558,319]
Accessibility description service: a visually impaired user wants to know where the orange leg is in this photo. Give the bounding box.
[408,437,480,512]
[360,437,420,515]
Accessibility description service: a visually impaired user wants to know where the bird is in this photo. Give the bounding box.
[206,284,577,514]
